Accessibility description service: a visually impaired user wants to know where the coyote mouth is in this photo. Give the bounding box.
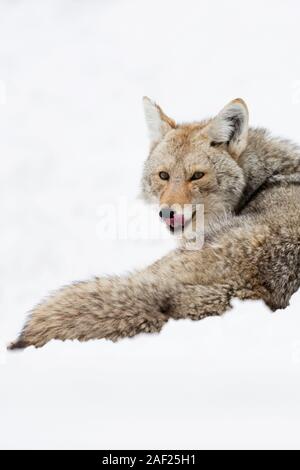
[165,211,196,234]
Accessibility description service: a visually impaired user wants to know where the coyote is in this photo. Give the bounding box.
[9,97,300,350]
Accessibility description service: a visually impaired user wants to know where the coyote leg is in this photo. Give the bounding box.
[171,284,233,320]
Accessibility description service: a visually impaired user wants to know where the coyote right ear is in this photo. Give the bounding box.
[143,97,176,145]
[207,98,249,159]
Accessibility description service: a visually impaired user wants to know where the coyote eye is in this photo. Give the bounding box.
[190,171,205,181]
[159,171,170,181]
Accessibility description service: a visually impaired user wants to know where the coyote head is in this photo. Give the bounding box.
[142,97,247,234]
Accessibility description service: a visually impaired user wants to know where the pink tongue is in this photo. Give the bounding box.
[165,214,185,227]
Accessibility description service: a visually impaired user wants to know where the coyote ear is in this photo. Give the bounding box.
[143,97,176,144]
[208,99,249,159]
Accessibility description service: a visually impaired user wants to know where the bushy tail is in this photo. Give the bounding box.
[8,274,177,350]
[8,271,236,350]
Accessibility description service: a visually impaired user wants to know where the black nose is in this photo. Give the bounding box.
[159,208,175,219]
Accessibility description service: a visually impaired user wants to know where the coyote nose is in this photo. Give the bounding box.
[159,208,175,220]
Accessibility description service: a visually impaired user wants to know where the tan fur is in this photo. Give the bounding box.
[8,98,300,350]
[160,181,191,207]
[156,101,176,129]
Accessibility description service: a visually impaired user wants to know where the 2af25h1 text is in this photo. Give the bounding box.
[102,453,196,467]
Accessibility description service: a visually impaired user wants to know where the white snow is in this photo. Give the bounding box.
[1,0,300,450]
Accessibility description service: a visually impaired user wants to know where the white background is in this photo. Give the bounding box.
[1,0,300,450]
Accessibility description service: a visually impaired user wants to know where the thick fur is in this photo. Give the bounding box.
[9,99,300,350]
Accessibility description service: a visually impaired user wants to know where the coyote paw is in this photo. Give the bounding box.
[172,284,232,320]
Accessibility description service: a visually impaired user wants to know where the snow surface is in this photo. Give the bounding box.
[1,0,300,450]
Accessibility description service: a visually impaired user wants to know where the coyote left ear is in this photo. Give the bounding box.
[208,99,249,159]
[143,97,176,145]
